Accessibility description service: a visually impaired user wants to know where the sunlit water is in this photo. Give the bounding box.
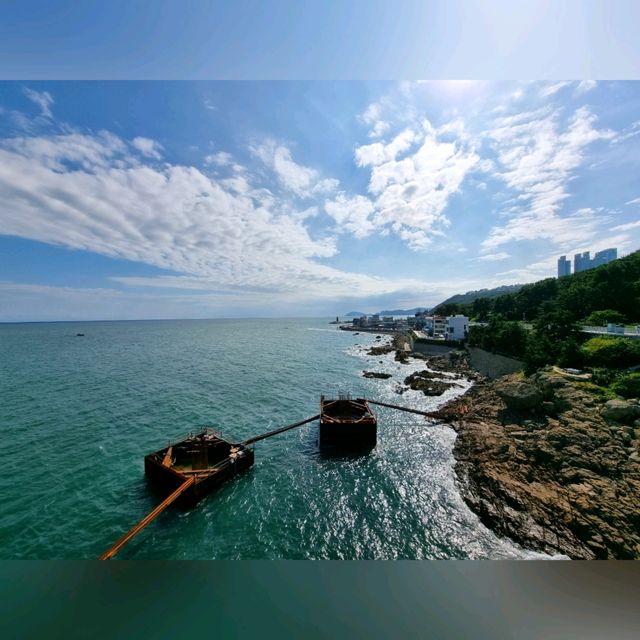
[0,318,559,559]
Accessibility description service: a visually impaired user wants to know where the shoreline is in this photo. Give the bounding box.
[357,330,639,559]
[437,371,640,559]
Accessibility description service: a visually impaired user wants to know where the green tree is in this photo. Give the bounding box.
[585,309,627,326]
[581,337,640,368]
[611,372,640,399]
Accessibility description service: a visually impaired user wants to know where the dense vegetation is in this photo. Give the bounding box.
[435,250,640,323]
[462,250,640,377]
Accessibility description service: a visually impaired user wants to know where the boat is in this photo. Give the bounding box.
[144,428,254,506]
[319,394,377,450]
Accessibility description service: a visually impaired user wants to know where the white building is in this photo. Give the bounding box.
[446,315,469,341]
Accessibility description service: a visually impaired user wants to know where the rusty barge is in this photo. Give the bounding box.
[100,397,452,559]
[144,428,254,507]
[319,395,377,450]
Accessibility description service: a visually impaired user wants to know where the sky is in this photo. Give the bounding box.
[0,80,639,321]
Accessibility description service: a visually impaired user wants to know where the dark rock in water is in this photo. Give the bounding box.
[404,370,457,396]
[76,333,85,337]
[376,335,381,339]
[368,344,394,356]
[362,371,392,379]
[394,384,405,395]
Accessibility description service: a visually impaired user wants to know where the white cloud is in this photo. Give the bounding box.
[23,87,54,118]
[482,106,616,250]
[355,129,417,167]
[539,81,571,98]
[611,220,640,232]
[574,80,597,96]
[204,151,233,166]
[495,256,558,283]
[478,252,510,262]
[131,136,163,160]
[325,111,481,250]
[365,128,479,244]
[360,101,382,126]
[204,99,216,111]
[611,120,640,144]
[368,120,390,138]
[250,140,338,198]
[625,197,640,205]
[0,129,430,306]
[324,193,375,238]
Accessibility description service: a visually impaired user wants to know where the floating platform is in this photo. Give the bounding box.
[319,395,377,451]
[144,428,254,506]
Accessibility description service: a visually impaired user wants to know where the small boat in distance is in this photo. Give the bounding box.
[76,333,85,336]
[144,428,254,506]
[319,395,377,451]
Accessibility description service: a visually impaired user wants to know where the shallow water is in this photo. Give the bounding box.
[0,318,557,559]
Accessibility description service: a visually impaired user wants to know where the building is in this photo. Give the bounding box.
[573,248,618,273]
[557,255,571,277]
[593,248,618,268]
[433,316,447,337]
[574,251,591,273]
[446,315,469,341]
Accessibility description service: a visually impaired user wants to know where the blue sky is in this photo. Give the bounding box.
[1,80,639,320]
[2,1,640,80]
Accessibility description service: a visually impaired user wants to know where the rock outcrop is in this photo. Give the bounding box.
[404,370,460,396]
[438,369,640,559]
[362,371,392,379]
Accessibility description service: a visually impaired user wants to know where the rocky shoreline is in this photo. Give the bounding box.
[437,370,640,559]
[361,333,640,559]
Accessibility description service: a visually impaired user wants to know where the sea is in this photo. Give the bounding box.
[0,318,560,559]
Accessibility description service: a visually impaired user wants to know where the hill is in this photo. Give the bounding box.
[377,307,429,316]
[433,284,523,313]
[468,250,640,323]
[344,307,429,317]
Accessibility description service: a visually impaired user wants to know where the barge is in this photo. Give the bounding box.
[144,428,254,506]
[319,395,377,450]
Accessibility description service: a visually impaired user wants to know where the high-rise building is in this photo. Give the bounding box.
[557,255,571,277]
[592,248,618,268]
[574,251,591,273]
[572,248,618,274]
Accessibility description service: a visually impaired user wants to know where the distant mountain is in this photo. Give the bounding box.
[344,308,429,317]
[377,307,429,316]
[435,284,524,308]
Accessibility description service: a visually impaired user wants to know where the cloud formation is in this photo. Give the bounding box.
[0,129,429,305]
[22,87,54,118]
[249,140,339,198]
[132,136,163,159]
[482,106,616,250]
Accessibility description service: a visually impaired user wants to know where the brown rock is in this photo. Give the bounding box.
[495,381,542,411]
[439,372,640,559]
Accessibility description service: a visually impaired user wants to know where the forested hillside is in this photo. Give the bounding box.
[440,250,640,323]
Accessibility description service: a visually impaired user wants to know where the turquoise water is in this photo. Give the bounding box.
[0,318,546,559]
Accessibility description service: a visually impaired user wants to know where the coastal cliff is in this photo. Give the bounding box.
[437,370,640,559]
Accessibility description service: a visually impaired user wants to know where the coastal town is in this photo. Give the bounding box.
[338,312,470,341]
[330,248,640,560]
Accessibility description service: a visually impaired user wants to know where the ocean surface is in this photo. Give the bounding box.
[0,318,556,559]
